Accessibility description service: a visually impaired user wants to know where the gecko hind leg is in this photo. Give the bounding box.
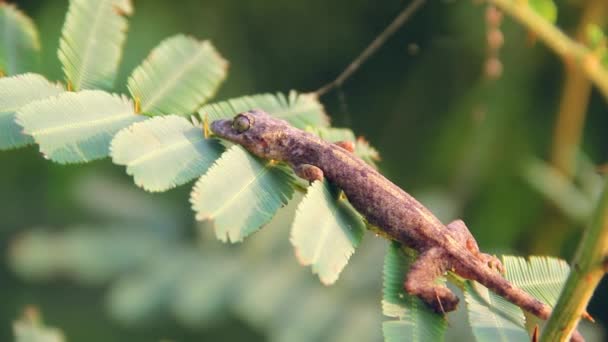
[404,247,459,313]
[293,164,324,183]
[447,219,505,274]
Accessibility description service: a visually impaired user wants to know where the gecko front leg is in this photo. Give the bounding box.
[293,164,324,183]
[404,247,459,313]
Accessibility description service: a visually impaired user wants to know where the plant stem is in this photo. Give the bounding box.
[488,0,608,102]
[551,0,606,177]
[540,180,608,342]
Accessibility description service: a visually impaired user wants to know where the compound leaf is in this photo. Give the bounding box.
[111,115,224,192]
[17,90,144,163]
[382,242,447,341]
[128,34,228,116]
[199,91,329,129]
[0,3,40,75]
[0,74,63,150]
[290,180,365,285]
[58,0,132,90]
[464,280,528,342]
[190,145,295,242]
[502,256,570,307]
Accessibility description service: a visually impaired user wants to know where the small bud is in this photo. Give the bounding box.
[485,57,503,79]
[485,6,503,27]
[487,29,504,50]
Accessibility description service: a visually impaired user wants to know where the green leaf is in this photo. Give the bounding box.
[111,115,224,192]
[13,308,65,342]
[127,34,227,116]
[306,126,356,142]
[0,3,40,75]
[529,0,557,24]
[17,90,145,163]
[464,280,528,342]
[586,24,605,50]
[0,74,63,150]
[58,0,132,91]
[199,91,329,129]
[290,180,365,285]
[190,145,295,242]
[382,242,447,341]
[355,137,380,168]
[502,256,569,307]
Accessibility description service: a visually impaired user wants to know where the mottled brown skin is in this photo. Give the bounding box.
[211,110,583,341]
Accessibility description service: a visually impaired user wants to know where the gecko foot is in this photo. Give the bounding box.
[293,164,324,183]
[334,140,355,153]
[446,219,505,274]
[404,247,459,314]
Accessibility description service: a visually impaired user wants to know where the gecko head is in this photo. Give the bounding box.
[210,109,291,160]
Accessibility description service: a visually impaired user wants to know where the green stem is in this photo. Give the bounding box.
[540,180,608,341]
[488,0,608,102]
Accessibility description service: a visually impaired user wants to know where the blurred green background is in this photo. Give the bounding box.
[1,0,607,341]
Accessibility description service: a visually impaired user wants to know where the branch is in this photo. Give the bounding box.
[540,179,608,341]
[488,0,608,101]
[314,0,426,96]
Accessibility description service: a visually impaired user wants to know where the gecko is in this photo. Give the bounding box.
[211,109,583,341]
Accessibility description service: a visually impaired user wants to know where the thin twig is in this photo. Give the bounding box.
[313,0,426,97]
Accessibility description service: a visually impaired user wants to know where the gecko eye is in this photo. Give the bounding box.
[232,114,253,133]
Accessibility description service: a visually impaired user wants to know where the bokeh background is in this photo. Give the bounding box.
[1,0,607,341]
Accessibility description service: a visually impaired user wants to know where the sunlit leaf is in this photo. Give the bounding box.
[191,145,295,242]
[58,0,131,90]
[128,34,227,116]
[0,3,40,75]
[502,256,569,307]
[200,91,329,129]
[290,180,365,285]
[382,242,447,341]
[111,115,224,192]
[0,74,63,150]
[17,90,144,163]
[529,0,557,24]
[306,126,355,142]
[464,280,528,341]
[13,307,65,342]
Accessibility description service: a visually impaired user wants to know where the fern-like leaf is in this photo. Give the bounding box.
[464,281,528,342]
[111,115,224,192]
[0,74,63,150]
[127,34,228,116]
[58,0,132,90]
[190,145,295,242]
[0,3,40,76]
[17,90,144,163]
[382,242,447,341]
[290,180,365,285]
[503,256,569,307]
[199,91,329,129]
